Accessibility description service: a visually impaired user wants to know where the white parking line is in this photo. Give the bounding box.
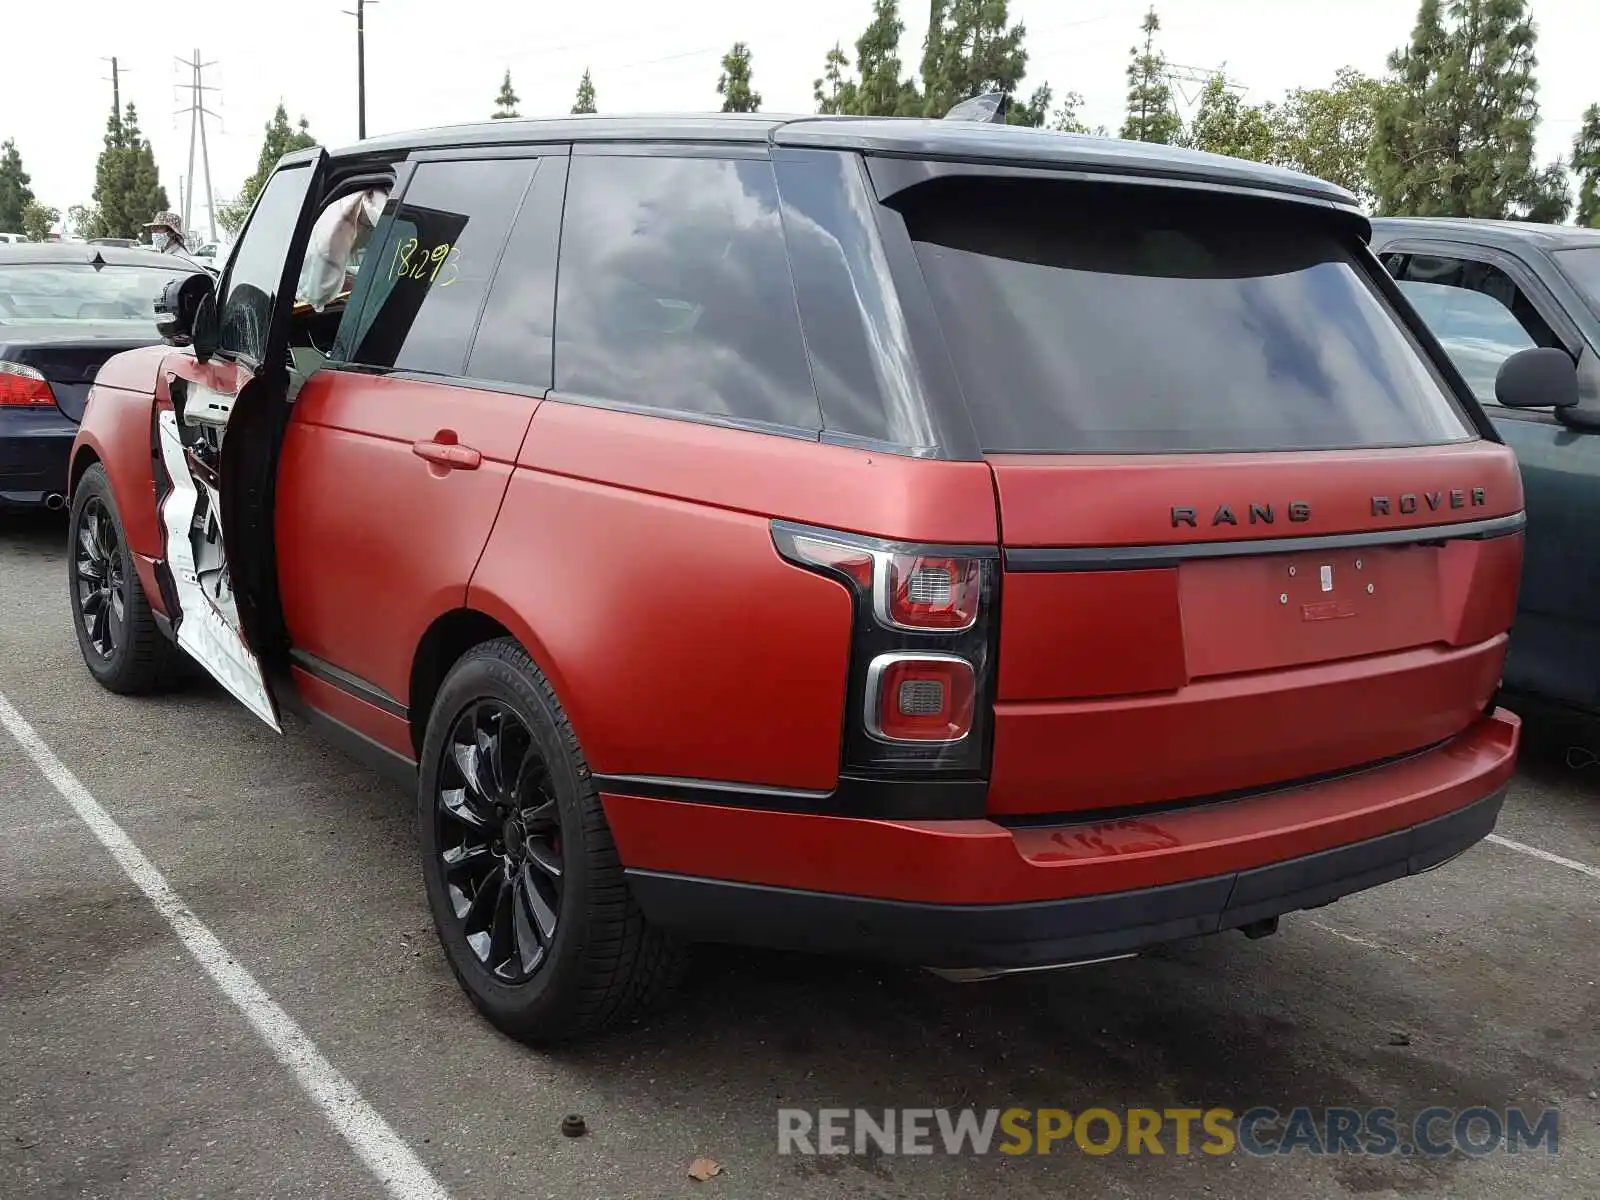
[0,691,452,1200]
[1486,833,1600,882]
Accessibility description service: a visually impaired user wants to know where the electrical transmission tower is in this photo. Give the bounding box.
[1164,62,1247,115]
[175,50,220,245]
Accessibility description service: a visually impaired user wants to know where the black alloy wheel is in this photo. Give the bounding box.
[73,496,126,660]
[418,638,685,1042]
[435,700,565,983]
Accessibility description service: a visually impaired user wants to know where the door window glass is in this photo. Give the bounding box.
[1396,279,1537,403]
[553,155,820,431]
[465,157,567,391]
[341,158,536,376]
[218,163,317,365]
[1394,254,1563,405]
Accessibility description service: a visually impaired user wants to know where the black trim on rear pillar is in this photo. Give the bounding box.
[288,648,409,720]
[623,788,1506,968]
[1005,512,1525,573]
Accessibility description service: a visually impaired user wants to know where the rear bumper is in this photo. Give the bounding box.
[0,407,76,506]
[606,708,1519,967]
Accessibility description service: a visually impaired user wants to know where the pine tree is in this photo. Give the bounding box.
[812,3,918,117]
[813,43,858,114]
[1050,92,1091,134]
[1575,103,1600,227]
[1520,160,1570,223]
[217,104,317,235]
[1370,0,1549,218]
[572,69,597,115]
[919,0,1039,124]
[717,43,761,113]
[1184,74,1274,161]
[855,0,914,117]
[91,104,170,241]
[492,70,521,120]
[0,139,35,232]
[1121,8,1182,143]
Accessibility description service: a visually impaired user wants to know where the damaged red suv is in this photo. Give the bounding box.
[67,114,1543,1041]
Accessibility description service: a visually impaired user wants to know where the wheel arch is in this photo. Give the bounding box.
[409,606,578,760]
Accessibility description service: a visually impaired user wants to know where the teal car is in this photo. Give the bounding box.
[1372,218,1600,714]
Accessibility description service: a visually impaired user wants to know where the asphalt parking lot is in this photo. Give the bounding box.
[2,510,1597,1200]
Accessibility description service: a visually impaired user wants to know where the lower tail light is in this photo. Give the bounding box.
[772,521,998,777]
[867,653,975,742]
[0,361,55,407]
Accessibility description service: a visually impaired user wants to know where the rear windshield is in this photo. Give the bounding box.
[899,179,1473,453]
[0,262,187,326]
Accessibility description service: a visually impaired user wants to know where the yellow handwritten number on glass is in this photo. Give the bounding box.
[390,236,418,281]
[438,246,462,288]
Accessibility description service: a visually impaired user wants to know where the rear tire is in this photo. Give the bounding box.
[67,464,186,694]
[418,638,684,1043]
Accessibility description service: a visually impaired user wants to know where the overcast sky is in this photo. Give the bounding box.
[4,0,1595,238]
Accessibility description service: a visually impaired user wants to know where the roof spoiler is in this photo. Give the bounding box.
[943,92,1009,124]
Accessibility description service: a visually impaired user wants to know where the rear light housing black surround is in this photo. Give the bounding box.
[772,521,1000,785]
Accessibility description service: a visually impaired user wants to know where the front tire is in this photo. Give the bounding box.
[418,638,683,1042]
[68,464,185,694]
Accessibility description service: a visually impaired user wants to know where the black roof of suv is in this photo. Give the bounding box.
[339,114,1359,212]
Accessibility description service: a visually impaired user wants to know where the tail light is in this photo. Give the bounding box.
[0,361,56,407]
[773,522,998,778]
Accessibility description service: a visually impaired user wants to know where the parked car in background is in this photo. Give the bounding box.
[69,118,1541,1042]
[0,233,28,245]
[87,238,138,248]
[1,244,194,508]
[1372,218,1600,715]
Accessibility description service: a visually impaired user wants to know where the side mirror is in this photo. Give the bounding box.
[154,271,219,362]
[1494,346,1578,410]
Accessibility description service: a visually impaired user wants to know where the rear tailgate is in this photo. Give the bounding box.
[988,446,1521,815]
[894,169,1522,818]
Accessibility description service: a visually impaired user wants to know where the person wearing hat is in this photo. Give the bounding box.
[144,211,192,257]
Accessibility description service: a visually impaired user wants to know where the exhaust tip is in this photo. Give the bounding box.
[43,492,66,511]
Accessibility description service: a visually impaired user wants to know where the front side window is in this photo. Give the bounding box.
[901,178,1473,453]
[218,163,318,365]
[1554,246,1600,320]
[553,154,820,431]
[1396,279,1537,404]
[340,158,536,376]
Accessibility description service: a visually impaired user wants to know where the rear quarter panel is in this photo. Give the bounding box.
[467,401,997,790]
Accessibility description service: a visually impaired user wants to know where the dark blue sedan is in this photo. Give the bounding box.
[0,244,193,509]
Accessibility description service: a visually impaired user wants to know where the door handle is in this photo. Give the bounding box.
[412,439,482,470]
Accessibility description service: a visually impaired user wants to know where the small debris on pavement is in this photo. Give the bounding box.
[561,1114,587,1138]
[1388,1032,1411,1046]
[688,1157,723,1181]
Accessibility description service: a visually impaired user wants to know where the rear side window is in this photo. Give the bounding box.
[900,179,1473,453]
[340,158,535,376]
[553,154,820,431]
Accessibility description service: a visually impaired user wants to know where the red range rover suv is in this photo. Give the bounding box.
[66,113,1543,1041]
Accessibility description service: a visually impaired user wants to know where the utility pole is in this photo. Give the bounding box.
[344,0,378,139]
[174,50,221,244]
[101,56,125,122]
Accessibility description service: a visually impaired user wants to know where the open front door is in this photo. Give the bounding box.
[155,148,330,731]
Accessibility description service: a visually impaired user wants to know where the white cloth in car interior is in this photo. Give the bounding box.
[298,188,387,311]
